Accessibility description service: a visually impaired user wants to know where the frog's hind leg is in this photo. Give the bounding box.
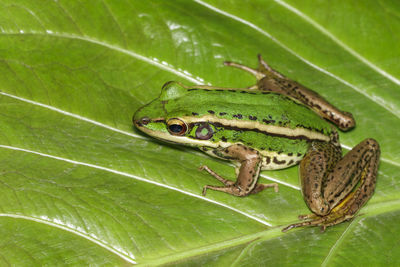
[282,191,363,233]
[283,138,380,232]
[225,55,356,131]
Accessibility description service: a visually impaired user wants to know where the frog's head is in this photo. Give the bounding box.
[134,81,208,146]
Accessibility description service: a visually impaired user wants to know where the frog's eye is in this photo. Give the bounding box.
[167,118,188,136]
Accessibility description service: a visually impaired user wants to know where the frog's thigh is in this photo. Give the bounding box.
[226,144,262,195]
[299,141,342,216]
[324,138,380,216]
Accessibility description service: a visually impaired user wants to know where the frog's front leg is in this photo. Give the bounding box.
[283,138,380,232]
[200,144,278,197]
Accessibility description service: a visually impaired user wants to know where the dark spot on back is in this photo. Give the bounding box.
[262,119,275,124]
[249,115,257,120]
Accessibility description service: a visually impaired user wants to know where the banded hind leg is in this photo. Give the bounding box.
[224,55,355,131]
[282,138,380,232]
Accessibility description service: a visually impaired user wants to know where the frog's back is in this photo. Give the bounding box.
[165,88,332,136]
[163,88,335,170]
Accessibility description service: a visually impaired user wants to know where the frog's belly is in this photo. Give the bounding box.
[200,146,303,170]
[260,151,303,170]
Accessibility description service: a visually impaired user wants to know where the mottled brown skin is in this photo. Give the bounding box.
[201,144,278,196]
[282,138,380,231]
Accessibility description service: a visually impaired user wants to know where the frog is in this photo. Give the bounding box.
[133,55,380,231]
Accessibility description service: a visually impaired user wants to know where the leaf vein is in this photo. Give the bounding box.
[0,214,137,264]
[0,145,273,227]
[273,0,400,86]
[194,0,400,120]
[1,31,204,84]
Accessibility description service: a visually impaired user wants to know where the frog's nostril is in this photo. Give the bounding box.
[133,115,150,127]
[139,117,150,126]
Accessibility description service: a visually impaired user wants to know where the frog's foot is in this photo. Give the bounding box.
[223,54,283,79]
[256,54,286,79]
[199,165,234,186]
[223,59,265,80]
[298,213,319,221]
[199,164,273,197]
[251,183,279,194]
[282,212,354,232]
[199,165,235,196]
[202,184,238,196]
[282,216,326,232]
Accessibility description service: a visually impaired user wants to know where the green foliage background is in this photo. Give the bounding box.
[0,0,399,265]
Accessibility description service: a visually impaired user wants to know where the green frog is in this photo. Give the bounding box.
[133,55,380,231]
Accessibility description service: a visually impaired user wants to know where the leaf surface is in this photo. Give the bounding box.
[0,0,399,265]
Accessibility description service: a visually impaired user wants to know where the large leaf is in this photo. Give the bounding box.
[0,0,399,265]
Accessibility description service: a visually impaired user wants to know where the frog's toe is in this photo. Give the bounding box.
[202,186,208,196]
[298,213,319,221]
[298,214,310,220]
[281,221,311,232]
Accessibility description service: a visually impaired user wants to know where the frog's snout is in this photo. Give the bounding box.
[133,115,150,127]
[133,105,149,127]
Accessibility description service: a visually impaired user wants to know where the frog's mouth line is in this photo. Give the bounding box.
[133,116,164,127]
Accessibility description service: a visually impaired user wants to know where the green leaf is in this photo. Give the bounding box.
[0,0,399,265]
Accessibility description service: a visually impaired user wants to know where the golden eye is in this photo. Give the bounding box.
[167,118,188,136]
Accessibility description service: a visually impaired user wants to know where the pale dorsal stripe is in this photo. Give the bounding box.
[180,115,330,141]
